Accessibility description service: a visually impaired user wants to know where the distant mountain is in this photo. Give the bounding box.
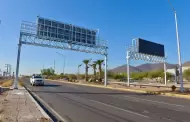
[109,64,142,73]
[109,61,190,73]
[183,61,190,67]
[109,63,176,73]
[136,63,176,72]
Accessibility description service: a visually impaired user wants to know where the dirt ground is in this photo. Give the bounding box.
[0,91,9,122]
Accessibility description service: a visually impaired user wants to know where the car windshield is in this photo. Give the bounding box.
[34,76,42,78]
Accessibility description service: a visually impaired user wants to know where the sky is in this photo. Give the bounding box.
[0,0,190,75]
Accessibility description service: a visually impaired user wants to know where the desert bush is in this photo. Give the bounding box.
[79,74,85,79]
[131,72,148,80]
[183,69,190,81]
[147,70,163,79]
[68,74,77,80]
[171,85,176,92]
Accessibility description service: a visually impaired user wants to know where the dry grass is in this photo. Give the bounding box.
[19,80,24,86]
[0,80,13,87]
[39,117,51,122]
[0,108,4,114]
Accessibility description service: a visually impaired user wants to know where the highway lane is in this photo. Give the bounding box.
[23,78,190,122]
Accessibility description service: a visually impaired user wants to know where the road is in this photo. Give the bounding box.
[23,78,190,122]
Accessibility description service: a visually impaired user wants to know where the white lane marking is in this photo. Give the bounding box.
[90,100,149,118]
[123,96,185,107]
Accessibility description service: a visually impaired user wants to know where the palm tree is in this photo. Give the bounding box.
[96,60,104,82]
[83,59,90,81]
[90,62,97,80]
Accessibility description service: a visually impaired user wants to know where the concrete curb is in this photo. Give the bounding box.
[22,86,53,121]
[49,79,190,100]
[0,86,11,93]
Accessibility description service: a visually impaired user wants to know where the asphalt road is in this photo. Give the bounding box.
[23,78,190,122]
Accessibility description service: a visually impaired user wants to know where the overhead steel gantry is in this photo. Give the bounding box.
[126,38,167,86]
[14,21,108,89]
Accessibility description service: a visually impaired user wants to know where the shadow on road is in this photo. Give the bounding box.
[40,84,61,87]
[30,90,157,96]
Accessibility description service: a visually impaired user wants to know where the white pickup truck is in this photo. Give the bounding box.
[30,75,44,86]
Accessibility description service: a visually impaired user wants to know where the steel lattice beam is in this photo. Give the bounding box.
[20,21,108,55]
[128,51,166,63]
[20,33,108,55]
[127,44,166,63]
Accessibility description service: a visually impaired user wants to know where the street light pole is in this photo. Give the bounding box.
[168,0,184,92]
[56,52,66,75]
[78,64,82,80]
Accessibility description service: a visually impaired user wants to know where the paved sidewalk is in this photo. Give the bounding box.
[0,87,51,122]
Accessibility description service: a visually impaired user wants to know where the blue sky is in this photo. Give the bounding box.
[0,0,190,75]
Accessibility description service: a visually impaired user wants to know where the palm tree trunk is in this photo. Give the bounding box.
[94,69,96,80]
[85,65,88,81]
[99,65,102,82]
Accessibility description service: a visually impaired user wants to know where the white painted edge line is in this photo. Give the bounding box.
[90,100,149,118]
[24,87,52,121]
[27,87,67,122]
[123,96,185,107]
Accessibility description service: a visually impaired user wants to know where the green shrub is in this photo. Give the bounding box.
[79,74,85,79]
[147,70,163,79]
[131,72,148,80]
[68,74,77,80]
[183,69,190,81]
[113,73,127,80]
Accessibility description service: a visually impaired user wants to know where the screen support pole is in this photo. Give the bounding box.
[14,37,22,89]
[127,51,130,86]
[164,62,167,86]
[104,54,108,86]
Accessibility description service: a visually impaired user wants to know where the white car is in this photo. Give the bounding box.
[30,75,44,86]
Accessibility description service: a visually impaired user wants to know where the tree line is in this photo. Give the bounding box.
[40,65,190,82]
[40,59,105,82]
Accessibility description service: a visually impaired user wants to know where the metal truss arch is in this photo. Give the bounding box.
[14,20,108,89]
[126,43,167,87]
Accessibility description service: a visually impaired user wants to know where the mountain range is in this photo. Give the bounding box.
[109,61,190,73]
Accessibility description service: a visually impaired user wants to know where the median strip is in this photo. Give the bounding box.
[48,79,190,99]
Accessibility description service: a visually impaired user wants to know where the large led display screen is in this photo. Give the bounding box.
[37,17,97,45]
[137,38,165,57]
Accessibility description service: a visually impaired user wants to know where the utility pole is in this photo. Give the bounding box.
[168,0,184,92]
[5,64,11,77]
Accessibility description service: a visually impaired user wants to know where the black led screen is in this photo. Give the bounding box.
[137,38,165,57]
[37,17,97,45]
